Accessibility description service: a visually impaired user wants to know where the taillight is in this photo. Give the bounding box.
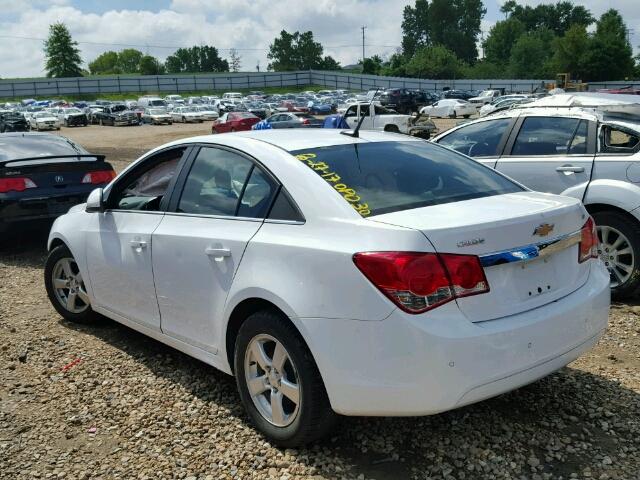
[301,118,310,125]
[0,177,37,193]
[82,170,116,184]
[579,217,598,263]
[353,252,489,314]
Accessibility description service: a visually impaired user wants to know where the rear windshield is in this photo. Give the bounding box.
[290,141,522,217]
[0,135,88,162]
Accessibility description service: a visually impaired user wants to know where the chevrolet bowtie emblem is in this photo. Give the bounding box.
[533,223,554,237]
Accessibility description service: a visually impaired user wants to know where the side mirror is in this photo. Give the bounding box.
[85,187,104,213]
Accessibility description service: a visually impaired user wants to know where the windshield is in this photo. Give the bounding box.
[290,142,522,217]
[149,109,165,114]
[65,108,82,114]
[34,112,53,118]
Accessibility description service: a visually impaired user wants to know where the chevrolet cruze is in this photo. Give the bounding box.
[44,130,610,446]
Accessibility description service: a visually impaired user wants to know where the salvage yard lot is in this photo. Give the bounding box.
[1,124,640,480]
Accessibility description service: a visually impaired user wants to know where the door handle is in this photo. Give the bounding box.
[205,247,231,261]
[556,165,584,173]
[130,239,147,252]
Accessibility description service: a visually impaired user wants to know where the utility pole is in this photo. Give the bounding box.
[361,25,367,61]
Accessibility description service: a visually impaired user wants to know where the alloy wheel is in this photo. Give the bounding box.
[51,257,90,314]
[597,225,635,288]
[244,334,300,427]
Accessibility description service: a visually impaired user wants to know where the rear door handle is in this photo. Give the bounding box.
[556,165,584,173]
[205,247,231,261]
[130,239,147,251]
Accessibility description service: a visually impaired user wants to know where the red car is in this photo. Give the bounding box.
[597,86,640,95]
[280,101,310,113]
[212,112,260,133]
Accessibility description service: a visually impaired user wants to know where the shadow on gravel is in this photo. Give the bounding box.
[60,313,640,480]
[0,224,50,267]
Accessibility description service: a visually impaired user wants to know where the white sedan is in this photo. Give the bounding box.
[194,105,220,121]
[420,99,477,118]
[28,111,61,130]
[45,130,610,446]
[170,107,203,123]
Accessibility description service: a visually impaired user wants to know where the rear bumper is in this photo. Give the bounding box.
[0,188,95,229]
[297,261,610,416]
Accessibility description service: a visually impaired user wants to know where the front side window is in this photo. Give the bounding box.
[511,116,586,156]
[437,118,512,157]
[177,147,276,218]
[110,148,185,211]
[291,142,522,217]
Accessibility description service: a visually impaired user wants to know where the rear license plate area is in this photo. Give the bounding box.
[514,257,558,300]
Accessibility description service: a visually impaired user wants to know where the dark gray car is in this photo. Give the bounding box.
[265,112,323,129]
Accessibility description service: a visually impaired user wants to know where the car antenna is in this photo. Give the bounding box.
[341,88,379,138]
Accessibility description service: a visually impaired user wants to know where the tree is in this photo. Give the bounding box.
[229,48,241,72]
[319,55,341,71]
[551,24,590,79]
[582,9,634,81]
[138,55,164,75]
[361,55,383,74]
[483,18,525,65]
[463,60,504,79]
[165,46,229,73]
[88,51,120,75]
[117,49,144,73]
[401,0,485,64]
[43,22,83,78]
[502,1,593,36]
[405,45,465,79]
[509,28,555,78]
[267,30,325,71]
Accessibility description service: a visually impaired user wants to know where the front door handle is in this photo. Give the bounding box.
[556,165,585,174]
[205,247,231,261]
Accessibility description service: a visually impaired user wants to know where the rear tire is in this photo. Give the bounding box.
[45,245,99,324]
[449,110,457,119]
[234,310,337,446]
[592,211,640,300]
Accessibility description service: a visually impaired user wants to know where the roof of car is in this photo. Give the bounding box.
[162,129,423,153]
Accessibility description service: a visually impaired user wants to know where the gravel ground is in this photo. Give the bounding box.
[1,122,639,480]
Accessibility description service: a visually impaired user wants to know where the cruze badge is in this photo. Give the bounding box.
[533,223,554,237]
[457,238,485,248]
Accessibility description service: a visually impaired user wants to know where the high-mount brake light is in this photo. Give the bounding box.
[353,252,489,314]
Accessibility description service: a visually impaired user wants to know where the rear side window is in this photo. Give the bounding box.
[511,117,586,156]
[438,118,512,157]
[290,142,522,217]
[599,125,640,154]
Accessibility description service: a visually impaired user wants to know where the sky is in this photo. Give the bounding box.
[0,0,637,78]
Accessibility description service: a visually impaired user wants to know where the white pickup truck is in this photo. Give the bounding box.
[342,102,412,133]
[469,89,503,107]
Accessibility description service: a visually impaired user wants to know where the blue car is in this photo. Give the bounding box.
[309,103,333,115]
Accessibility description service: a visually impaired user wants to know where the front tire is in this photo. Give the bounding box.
[45,245,98,324]
[592,211,640,299]
[234,310,337,446]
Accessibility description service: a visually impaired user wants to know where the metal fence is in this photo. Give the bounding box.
[3,69,634,99]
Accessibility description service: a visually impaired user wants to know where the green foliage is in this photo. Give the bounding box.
[401,0,485,63]
[44,23,83,78]
[483,18,525,66]
[267,30,338,71]
[405,46,465,79]
[361,55,383,75]
[229,49,242,73]
[502,1,593,35]
[463,60,505,79]
[508,28,555,79]
[165,46,229,73]
[138,55,165,75]
[117,49,144,74]
[550,24,590,79]
[88,51,120,75]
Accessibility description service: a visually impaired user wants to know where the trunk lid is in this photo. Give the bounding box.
[369,191,591,322]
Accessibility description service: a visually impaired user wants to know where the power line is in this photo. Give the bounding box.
[0,34,400,52]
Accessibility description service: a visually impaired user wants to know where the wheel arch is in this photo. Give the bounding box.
[224,294,310,375]
[583,179,640,214]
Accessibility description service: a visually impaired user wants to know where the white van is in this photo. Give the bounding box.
[222,92,243,100]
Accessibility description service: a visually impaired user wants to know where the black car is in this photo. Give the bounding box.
[0,112,29,133]
[243,102,269,119]
[94,104,139,126]
[0,133,115,234]
[379,88,434,114]
[441,89,476,101]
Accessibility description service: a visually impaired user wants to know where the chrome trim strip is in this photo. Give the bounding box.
[479,230,581,268]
